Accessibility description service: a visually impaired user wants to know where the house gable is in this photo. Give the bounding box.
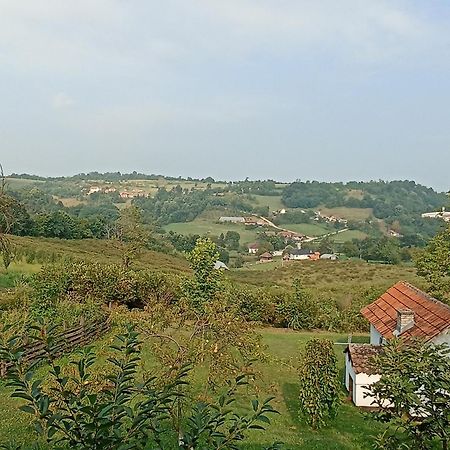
[361,281,450,343]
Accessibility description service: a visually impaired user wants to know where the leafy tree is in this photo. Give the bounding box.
[369,339,450,450]
[415,225,450,303]
[183,238,222,308]
[114,206,149,268]
[224,230,240,250]
[0,324,280,450]
[298,339,340,429]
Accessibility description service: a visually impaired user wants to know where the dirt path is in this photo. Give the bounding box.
[257,215,348,242]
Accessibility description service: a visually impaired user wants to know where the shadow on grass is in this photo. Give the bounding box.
[282,382,301,428]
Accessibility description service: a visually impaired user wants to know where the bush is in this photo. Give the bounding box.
[298,339,340,429]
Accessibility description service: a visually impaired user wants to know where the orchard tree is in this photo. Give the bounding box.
[0,164,14,269]
[183,237,222,308]
[114,205,149,268]
[298,338,340,429]
[415,225,450,303]
[369,339,450,450]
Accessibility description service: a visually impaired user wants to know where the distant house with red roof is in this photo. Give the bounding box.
[344,281,450,407]
[259,252,273,263]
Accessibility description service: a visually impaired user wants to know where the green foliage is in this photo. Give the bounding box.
[0,325,279,450]
[275,280,317,330]
[415,225,450,303]
[183,238,222,308]
[369,339,450,450]
[115,206,149,268]
[298,339,340,429]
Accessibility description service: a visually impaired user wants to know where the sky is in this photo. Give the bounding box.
[0,1,449,191]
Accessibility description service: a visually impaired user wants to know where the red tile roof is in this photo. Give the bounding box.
[361,281,450,342]
[344,344,382,375]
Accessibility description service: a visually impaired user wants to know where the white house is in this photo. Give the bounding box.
[248,243,259,254]
[288,248,313,260]
[345,281,450,407]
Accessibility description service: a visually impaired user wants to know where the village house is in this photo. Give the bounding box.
[247,243,259,254]
[344,281,450,407]
[288,248,320,260]
[278,231,305,243]
[244,217,266,226]
[259,252,273,263]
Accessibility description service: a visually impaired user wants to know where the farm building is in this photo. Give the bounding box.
[259,252,273,263]
[247,243,259,254]
[219,216,245,223]
[320,253,338,260]
[345,281,450,407]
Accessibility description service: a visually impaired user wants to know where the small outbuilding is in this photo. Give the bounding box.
[259,252,273,263]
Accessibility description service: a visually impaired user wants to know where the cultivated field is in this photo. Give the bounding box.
[318,207,373,221]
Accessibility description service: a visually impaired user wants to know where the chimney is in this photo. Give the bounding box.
[396,309,415,335]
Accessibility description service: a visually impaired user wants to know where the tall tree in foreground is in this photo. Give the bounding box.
[0,164,14,269]
[298,338,340,429]
[183,237,222,309]
[114,205,149,268]
[369,339,450,450]
[415,224,450,304]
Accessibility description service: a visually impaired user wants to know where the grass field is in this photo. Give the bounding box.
[253,195,285,212]
[165,219,264,243]
[282,223,332,236]
[331,230,367,243]
[7,235,190,274]
[318,207,373,221]
[0,327,382,449]
[231,259,423,307]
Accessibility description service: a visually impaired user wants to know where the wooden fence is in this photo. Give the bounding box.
[0,319,110,377]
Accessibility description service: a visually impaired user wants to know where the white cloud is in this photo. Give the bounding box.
[52,92,75,109]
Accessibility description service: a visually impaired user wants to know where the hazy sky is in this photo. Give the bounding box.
[1,1,449,190]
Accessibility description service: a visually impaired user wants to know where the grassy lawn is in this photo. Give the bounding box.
[165,219,263,243]
[331,230,367,243]
[253,195,285,212]
[0,328,382,449]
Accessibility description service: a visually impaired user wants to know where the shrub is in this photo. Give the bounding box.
[298,339,340,429]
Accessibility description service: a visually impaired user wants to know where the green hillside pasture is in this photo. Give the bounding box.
[8,236,190,274]
[4,178,43,190]
[0,327,382,449]
[318,206,373,221]
[165,219,263,243]
[56,197,85,207]
[283,223,332,236]
[253,195,285,212]
[230,259,423,308]
[331,230,367,243]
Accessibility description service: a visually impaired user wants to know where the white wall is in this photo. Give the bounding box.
[345,351,381,407]
[370,324,383,345]
[432,329,450,346]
